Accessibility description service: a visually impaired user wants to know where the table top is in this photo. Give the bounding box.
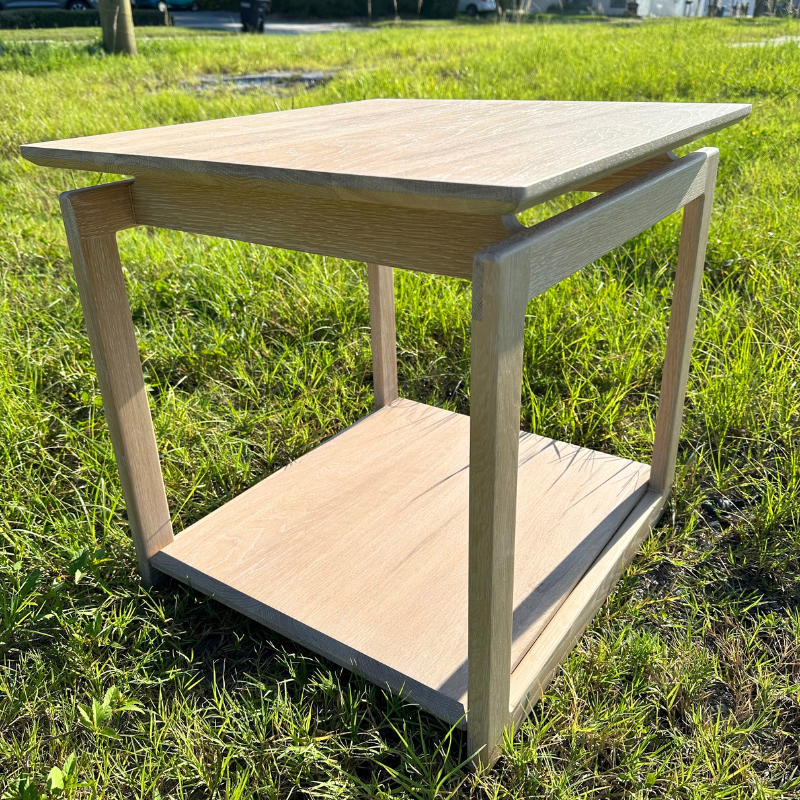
[22,99,750,215]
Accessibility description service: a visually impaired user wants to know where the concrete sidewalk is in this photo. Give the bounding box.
[171,10,364,33]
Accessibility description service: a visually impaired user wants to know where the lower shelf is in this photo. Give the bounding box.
[152,398,654,726]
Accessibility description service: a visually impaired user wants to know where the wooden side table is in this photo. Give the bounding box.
[22,99,750,766]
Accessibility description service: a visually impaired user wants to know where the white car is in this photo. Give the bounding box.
[458,0,497,14]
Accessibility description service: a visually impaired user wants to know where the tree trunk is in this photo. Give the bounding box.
[98,0,137,55]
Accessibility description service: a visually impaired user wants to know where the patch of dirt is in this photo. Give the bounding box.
[191,70,337,94]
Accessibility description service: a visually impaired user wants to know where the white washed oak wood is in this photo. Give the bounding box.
[22,99,749,215]
[465,148,719,759]
[466,245,531,764]
[367,264,398,409]
[151,399,649,724]
[61,179,138,238]
[59,155,716,760]
[76,150,711,294]
[54,148,720,763]
[60,182,173,586]
[650,150,719,494]
[509,488,667,727]
[577,151,676,193]
[32,99,747,767]
[127,174,513,280]
[504,151,719,731]
[473,148,715,303]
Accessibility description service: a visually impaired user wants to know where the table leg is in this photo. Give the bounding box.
[367,263,398,410]
[650,150,719,494]
[468,255,530,767]
[60,184,173,586]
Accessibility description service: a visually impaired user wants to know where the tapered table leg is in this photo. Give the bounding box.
[367,263,398,410]
[650,150,719,494]
[60,183,173,586]
[467,255,530,767]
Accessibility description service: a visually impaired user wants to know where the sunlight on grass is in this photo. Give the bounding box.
[1,15,800,798]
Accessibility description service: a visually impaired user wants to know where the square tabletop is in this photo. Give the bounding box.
[22,99,749,215]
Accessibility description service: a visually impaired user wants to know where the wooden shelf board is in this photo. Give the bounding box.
[152,399,650,725]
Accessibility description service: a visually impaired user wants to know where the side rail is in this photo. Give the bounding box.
[471,147,717,320]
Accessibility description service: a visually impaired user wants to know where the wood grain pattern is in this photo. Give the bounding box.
[62,179,138,237]
[21,100,750,215]
[127,174,512,280]
[60,185,173,586]
[151,399,650,726]
[367,264,398,409]
[650,149,719,493]
[577,151,677,193]
[509,488,667,728]
[466,251,530,765]
[38,101,744,766]
[472,149,714,304]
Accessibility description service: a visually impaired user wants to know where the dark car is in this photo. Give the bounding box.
[0,0,96,9]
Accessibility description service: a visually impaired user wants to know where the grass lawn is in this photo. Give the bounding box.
[2,15,800,798]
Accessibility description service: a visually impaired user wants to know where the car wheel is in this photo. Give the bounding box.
[466,3,478,13]
[67,0,91,9]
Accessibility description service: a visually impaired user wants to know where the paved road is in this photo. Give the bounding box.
[729,35,800,47]
[171,10,364,33]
